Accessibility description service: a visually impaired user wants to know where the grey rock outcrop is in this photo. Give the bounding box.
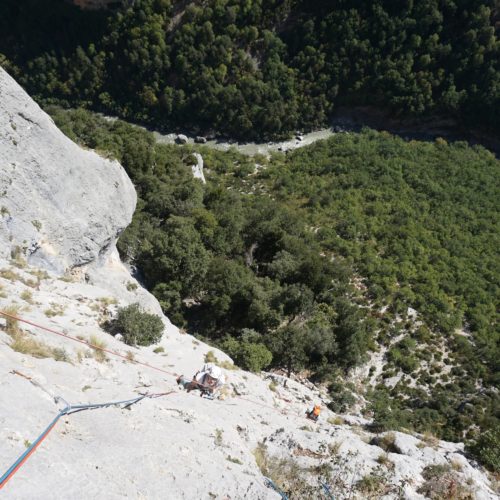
[190,152,206,184]
[176,133,188,144]
[0,67,136,274]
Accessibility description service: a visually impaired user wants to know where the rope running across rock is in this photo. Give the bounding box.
[0,391,175,490]
[0,310,330,495]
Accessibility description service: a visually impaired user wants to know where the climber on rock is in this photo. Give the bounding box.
[306,404,321,422]
[177,363,226,398]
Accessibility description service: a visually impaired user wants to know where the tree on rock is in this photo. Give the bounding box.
[110,303,164,346]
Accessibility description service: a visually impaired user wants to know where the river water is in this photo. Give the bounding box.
[151,128,337,156]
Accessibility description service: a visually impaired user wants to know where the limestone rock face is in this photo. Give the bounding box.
[190,152,206,184]
[0,67,136,273]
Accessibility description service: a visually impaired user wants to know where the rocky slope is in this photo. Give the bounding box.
[1,263,496,499]
[0,67,497,499]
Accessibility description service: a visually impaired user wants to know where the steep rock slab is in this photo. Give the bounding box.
[0,67,136,273]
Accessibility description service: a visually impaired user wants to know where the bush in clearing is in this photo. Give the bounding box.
[109,303,164,346]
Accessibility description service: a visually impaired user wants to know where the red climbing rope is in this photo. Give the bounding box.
[1,311,314,416]
[1,311,316,419]
[0,390,176,490]
[0,310,178,377]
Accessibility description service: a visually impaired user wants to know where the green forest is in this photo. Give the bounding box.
[49,107,499,468]
[1,0,498,139]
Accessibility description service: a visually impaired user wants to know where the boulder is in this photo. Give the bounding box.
[176,134,188,144]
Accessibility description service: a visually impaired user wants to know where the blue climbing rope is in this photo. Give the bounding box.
[0,410,67,488]
[320,480,335,499]
[0,392,173,490]
[264,477,289,500]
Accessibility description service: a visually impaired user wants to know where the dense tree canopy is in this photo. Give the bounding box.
[50,107,499,451]
[1,0,498,139]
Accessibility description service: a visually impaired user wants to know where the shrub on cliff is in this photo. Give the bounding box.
[468,427,500,472]
[110,303,164,346]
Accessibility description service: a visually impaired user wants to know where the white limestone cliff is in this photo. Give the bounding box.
[0,67,136,274]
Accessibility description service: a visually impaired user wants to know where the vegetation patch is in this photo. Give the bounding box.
[0,268,22,282]
[20,290,33,304]
[44,303,65,317]
[328,416,345,426]
[268,381,278,393]
[6,327,71,363]
[106,303,163,346]
[220,335,272,372]
[370,433,402,454]
[418,464,473,499]
[9,331,52,358]
[88,334,108,363]
[203,350,236,370]
[468,427,500,472]
[214,428,223,447]
[356,473,389,497]
[253,442,316,498]
[47,108,499,443]
[1,305,20,335]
